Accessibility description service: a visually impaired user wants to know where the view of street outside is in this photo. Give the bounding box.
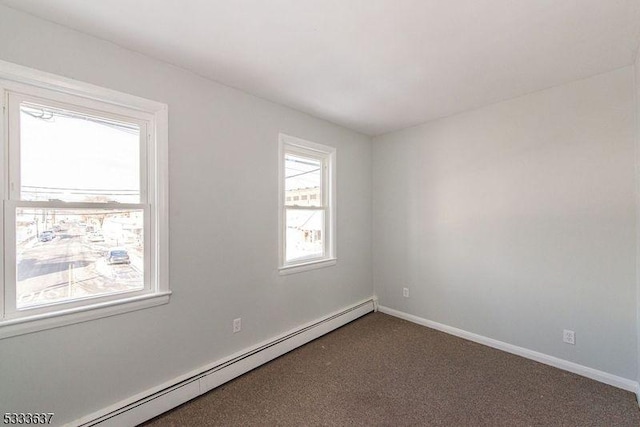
[11,99,145,309]
[16,210,144,309]
[285,209,323,260]
[284,153,324,262]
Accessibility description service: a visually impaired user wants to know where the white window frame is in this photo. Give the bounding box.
[0,60,169,339]
[278,133,336,274]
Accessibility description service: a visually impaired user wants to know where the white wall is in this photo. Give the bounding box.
[373,67,638,380]
[635,50,640,394]
[0,6,372,424]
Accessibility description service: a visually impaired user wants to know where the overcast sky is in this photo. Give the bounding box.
[20,104,140,203]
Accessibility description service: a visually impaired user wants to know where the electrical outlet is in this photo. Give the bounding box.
[233,318,242,333]
[563,329,575,345]
[403,287,409,298]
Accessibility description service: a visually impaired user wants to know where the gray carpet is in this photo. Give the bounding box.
[144,312,640,426]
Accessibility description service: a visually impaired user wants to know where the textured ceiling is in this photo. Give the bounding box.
[2,0,640,135]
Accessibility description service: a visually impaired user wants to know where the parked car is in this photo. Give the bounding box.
[88,232,105,242]
[39,230,55,242]
[106,248,130,265]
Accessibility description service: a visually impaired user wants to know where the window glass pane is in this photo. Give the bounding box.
[285,209,324,262]
[20,102,141,203]
[16,207,144,309]
[285,153,321,207]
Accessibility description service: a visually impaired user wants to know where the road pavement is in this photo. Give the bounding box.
[16,225,143,308]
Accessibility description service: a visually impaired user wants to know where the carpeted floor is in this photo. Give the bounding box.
[144,312,640,426]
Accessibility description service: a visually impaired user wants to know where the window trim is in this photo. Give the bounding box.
[0,60,169,339]
[278,133,336,274]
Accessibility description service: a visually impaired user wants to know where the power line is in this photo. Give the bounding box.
[16,210,142,216]
[285,168,320,179]
[22,185,138,192]
[285,157,320,167]
[22,191,139,196]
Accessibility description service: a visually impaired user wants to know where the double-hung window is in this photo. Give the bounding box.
[0,61,169,338]
[279,134,336,273]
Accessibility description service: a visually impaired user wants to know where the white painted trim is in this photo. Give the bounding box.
[154,106,170,296]
[280,133,336,155]
[72,298,375,427]
[0,292,170,339]
[278,133,337,270]
[0,59,165,112]
[278,258,337,275]
[378,305,639,393]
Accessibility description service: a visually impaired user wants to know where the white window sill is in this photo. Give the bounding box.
[0,291,171,339]
[279,258,337,275]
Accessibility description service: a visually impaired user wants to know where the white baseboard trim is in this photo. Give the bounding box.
[72,298,375,427]
[378,305,639,394]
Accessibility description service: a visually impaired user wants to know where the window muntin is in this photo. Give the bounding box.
[279,134,335,270]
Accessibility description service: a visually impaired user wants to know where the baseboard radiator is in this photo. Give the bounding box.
[73,298,375,427]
